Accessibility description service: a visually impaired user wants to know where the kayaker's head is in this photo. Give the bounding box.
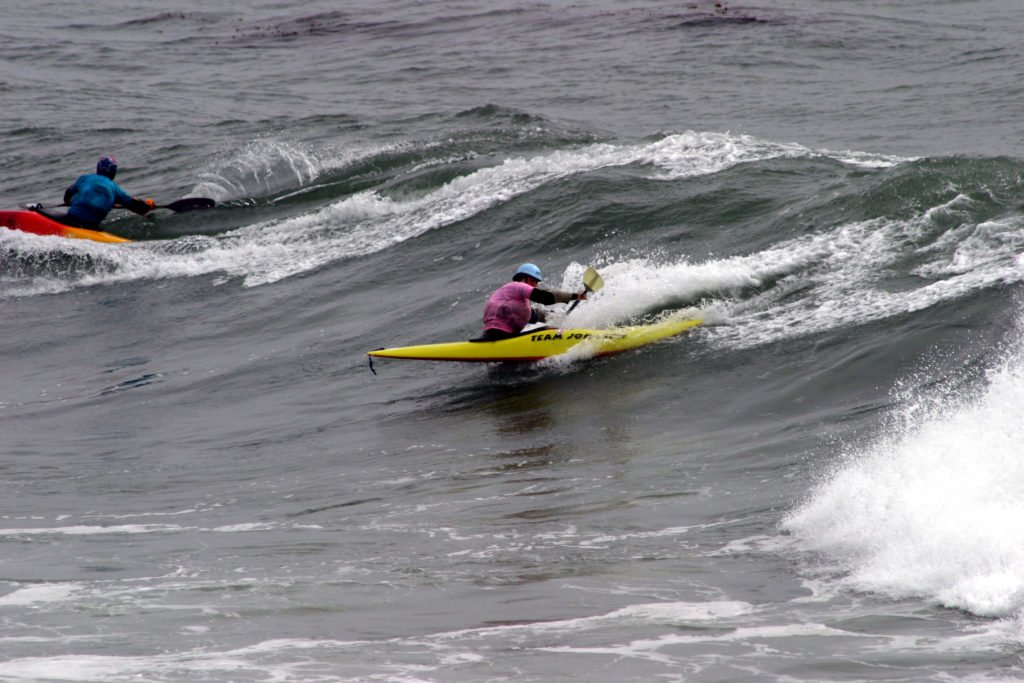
[513,263,542,285]
[96,156,118,180]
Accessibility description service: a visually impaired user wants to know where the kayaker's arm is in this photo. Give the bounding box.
[63,179,81,205]
[529,288,586,305]
[111,185,155,216]
[122,197,156,216]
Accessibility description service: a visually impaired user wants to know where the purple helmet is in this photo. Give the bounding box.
[96,156,118,179]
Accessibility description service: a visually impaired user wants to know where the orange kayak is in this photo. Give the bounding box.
[0,210,131,243]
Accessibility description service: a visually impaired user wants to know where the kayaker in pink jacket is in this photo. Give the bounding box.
[478,263,587,341]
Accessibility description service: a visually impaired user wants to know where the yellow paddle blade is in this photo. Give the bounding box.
[582,267,604,293]
[564,266,605,316]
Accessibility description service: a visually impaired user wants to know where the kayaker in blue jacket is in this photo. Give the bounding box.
[51,157,155,229]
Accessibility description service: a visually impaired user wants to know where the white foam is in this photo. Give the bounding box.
[556,256,771,330]
[430,600,753,642]
[569,208,1024,351]
[784,323,1024,620]
[0,521,317,538]
[604,600,753,623]
[190,139,327,202]
[0,638,357,683]
[539,621,854,656]
[0,524,184,536]
[3,131,898,297]
[0,583,81,606]
[636,132,905,180]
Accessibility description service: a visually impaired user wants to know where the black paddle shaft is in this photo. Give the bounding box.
[160,198,216,212]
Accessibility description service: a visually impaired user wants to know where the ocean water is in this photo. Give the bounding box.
[3,1,1024,681]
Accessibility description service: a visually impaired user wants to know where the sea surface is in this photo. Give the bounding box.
[3,1,1024,681]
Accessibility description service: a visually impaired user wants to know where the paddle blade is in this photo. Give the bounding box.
[582,267,604,293]
[161,197,216,212]
[565,267,604,315]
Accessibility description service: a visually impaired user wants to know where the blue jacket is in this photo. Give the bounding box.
[64,174,137,225]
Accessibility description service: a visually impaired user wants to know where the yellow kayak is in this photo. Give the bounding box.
[368,317,702,363]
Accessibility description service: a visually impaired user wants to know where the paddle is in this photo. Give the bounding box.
[565,266,604,315]
[22,197,216,213]
[155,197,216,212]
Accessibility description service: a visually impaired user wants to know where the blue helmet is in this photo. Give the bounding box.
[96,156,117,180]
[514,263,542,281]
